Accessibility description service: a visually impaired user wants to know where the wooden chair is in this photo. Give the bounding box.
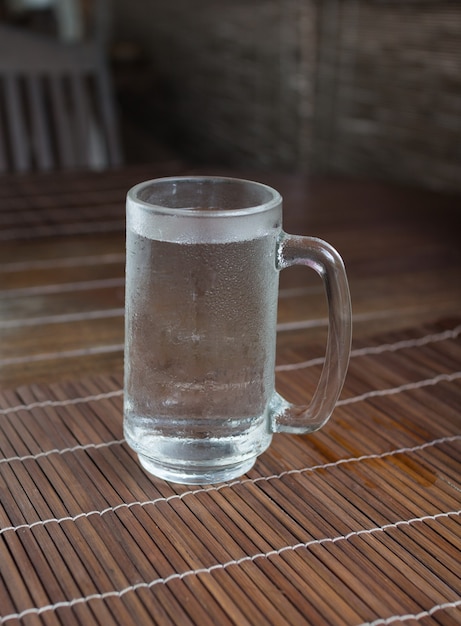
[0,23,123,172]
[4,0,112,44]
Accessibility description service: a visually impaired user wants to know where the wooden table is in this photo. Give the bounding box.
[0,163,460,625]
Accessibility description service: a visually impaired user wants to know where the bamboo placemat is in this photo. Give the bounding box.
[0,319,460,625]
[0,163,183,241]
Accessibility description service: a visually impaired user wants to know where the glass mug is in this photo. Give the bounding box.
[124,176,352,484]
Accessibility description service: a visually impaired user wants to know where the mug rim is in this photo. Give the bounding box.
[127,176,282,217]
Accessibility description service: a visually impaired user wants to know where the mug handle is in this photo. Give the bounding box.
[271,234,352,434]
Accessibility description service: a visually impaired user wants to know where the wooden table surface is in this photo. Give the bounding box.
[1,164,460,389]
[0,163,460,625]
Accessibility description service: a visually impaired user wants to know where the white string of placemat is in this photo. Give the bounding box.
[0,439,123,467]
[0,434,459,535]
[0,509,459,625]
[0,323,459,390]
[0,309,124,330]
[277,324,461,371]
[0,388,123,417]
[0,219,126,241]
[0,252,125,273]
[0,343,125,366]
[359,600,461,626]
[0,313,458,365]
[337,371,461,406]
[1,277,125,299]
[1,369,459,419]
[1,322,459,365]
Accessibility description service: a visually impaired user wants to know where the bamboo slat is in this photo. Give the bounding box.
[0,320,460,625]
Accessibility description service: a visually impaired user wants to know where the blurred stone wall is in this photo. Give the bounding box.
[113,0,315,169]
[314,1,461,192]
[114,0,316,168]
[113,0,461,192]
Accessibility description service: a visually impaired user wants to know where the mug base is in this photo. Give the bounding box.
[137,453,256,485]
